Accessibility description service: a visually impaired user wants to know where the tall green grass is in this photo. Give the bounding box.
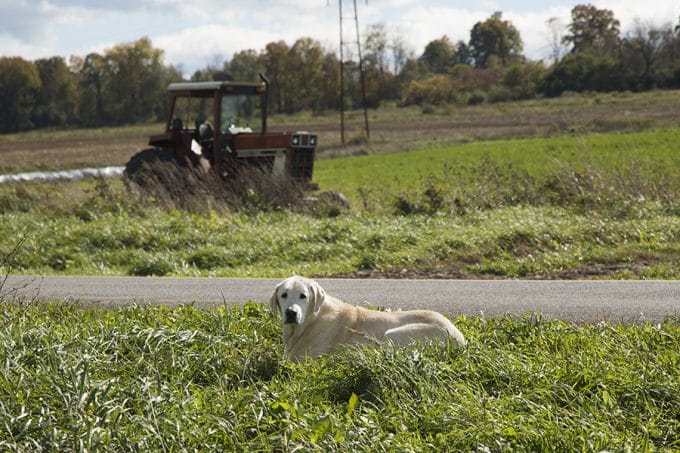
[0,301,677,450]
[314,128,680,211]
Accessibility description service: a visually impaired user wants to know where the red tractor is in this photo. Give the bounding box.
[124,76,318,188]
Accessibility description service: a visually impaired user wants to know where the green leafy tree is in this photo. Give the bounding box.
[75,52,108,125]
[32,57,79,128]
[104,37,166,124]
[448,64,503,98]
[319,52,341,111]
[262,41,291,114]
[287,37,326,112]
[226,49,263,82]
[363,23,400,105]
[502,62,546,99]
[454,40,472,66]
[74,38,172,127]
[390,29,411,75]
[652,23,680,87]
[469,12,523,68]
[396,57,424,100]
[0,57,41,132]
[562,4,620,57]
[620,22,670,89]
[541,53,623,96]
[420,36,457,73]
[364,23,389,75]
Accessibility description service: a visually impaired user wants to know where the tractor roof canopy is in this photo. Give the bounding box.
[168,81,266,97]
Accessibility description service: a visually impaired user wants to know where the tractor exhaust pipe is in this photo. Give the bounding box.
[259,73,269,134]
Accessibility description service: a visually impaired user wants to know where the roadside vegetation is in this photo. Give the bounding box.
[0,301,677,450]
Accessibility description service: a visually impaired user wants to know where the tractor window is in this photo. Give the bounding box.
[221,95,262,134]
[173,96,213,131]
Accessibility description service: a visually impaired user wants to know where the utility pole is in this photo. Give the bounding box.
[338,0,345,144]
[353,0,370,141]
[337,0,370,144]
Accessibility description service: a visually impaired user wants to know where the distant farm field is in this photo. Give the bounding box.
[2,88,680,173]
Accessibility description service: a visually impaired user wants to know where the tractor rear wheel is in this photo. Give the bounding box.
[124,148,180,187]
[124,148,213,201]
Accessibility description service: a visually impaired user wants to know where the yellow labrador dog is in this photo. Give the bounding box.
[270,276,466,361]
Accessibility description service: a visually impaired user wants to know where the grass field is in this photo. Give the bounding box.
[1,127,679,279]
[0,301,677,451]
[314,128,680,210]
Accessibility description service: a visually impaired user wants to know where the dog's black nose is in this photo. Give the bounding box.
[284,308,299,324]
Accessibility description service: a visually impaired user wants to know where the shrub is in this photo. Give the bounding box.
[393,178,447,216]
[541,54,625,97]
[187,247,228,270]
[487,85,514,103]
[467,90,486,105]
[541,158,678,215]
[403,74,456,105]
[127,162,309,214]
[502,62,546,100]
[449,65,503,93]
[0,185,38,213]
[128,254,174,276]
[384,151,680,219]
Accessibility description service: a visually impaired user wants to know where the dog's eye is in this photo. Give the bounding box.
[281,292,287,299]
[300,294,306,299]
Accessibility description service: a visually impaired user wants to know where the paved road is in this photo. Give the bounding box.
[2,275,679,324]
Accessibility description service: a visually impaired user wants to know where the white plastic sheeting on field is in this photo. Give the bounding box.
[0,166,125,184]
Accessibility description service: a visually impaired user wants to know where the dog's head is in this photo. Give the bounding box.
[270,276,326,326]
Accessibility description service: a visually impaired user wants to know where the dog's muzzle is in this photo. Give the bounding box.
[284,307,300,324]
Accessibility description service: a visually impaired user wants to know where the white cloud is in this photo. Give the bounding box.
[597,0,679,27]
[1,33,54,60]
[155,25,270,71]
[392,6,484,51]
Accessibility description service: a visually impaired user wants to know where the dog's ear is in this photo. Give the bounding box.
[269,282,281,315]
[309,279,326,315]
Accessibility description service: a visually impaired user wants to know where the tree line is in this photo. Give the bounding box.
[2,4,680,133]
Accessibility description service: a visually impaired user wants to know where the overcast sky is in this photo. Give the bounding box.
[1,0,679,76]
